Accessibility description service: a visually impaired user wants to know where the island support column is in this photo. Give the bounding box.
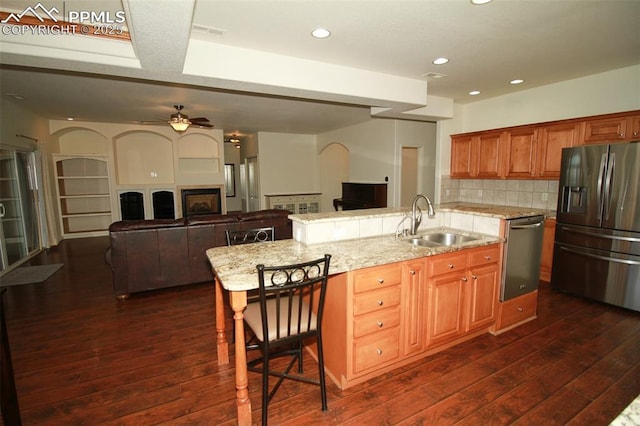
[214,276,229,365]
[229,290,251,425]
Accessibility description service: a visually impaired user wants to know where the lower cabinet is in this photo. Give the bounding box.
[426,245,500,348]
[320,243,502,390]
[493,290,538,332]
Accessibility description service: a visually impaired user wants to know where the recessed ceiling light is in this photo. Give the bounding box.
[311,28,331,39]
[432,57,449,65]
[510,79,524,85]
[469,90,481,96]
[67,117,75,121]
[471,0,493,4]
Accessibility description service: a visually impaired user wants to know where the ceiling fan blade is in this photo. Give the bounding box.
[193,122,214,128]
[190,117,210,122]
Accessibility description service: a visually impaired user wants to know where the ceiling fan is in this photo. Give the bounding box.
[141,104,214,132]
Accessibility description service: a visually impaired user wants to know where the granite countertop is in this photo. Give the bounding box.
[207,226,501,291]
[438,202,554,219]
[289,203,554,224]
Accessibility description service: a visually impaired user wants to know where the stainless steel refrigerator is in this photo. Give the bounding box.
[551,142,640,312]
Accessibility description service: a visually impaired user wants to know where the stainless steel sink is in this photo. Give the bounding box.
[403,231,478,247]
[405,237,442,247]
[421,232,478,246]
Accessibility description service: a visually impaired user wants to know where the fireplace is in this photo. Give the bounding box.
[181,188,222,217]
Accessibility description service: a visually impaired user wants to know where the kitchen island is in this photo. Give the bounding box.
[206,203,549,424]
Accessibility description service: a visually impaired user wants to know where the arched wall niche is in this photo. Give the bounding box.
[50,127,109,155]
[113,130,174,185]
[177,132,220,159]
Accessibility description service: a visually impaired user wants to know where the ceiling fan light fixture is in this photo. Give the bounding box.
[169,117,191,132]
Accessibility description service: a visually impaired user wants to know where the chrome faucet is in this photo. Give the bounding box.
[410,194,436,235]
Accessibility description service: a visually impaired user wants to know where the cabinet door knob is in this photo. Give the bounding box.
[410,269,416,275]
[377,278,384,284]
[448,264,454,269]
[517,307,524,312]
[377,300,384,306]
[484,255,491,260]
[471,275,478,279]
[376,348,383,356]
[461,277,468,282]
[377,321,384,328]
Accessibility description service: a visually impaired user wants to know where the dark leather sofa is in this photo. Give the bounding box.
[105,209,292,299]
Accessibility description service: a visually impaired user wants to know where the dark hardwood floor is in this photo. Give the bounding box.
[1,236,639,425]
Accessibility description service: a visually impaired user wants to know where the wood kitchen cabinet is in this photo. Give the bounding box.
[427,245,500,348]
[539,218,556,282]
[451,131,504,178]
[401,259,428,356]
[450,110,639,180]
[536,123,581,178]
[504,127,538,178]
[320,243,501,390]
[583,112,640,144]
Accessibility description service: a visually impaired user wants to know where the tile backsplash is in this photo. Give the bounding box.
[441,177,558,211]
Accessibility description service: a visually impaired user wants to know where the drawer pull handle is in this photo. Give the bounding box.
[376,348,383,356]
[377,321,384,328]
[517,307,524,312]
[377,300,384,306]
[484,256,491,260]
[448,264,454,269]
[410,270,416,275]
[377,278,384,284]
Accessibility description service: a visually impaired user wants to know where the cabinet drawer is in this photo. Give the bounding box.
[353,287,401,316]
[353,306,400,338]
[353,265,402,293]
[353,327,400,373]
[469,245,501,267]
[429,253,468,277]
[499,291,537,328]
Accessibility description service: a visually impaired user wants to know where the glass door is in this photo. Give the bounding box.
[0,149,40,272]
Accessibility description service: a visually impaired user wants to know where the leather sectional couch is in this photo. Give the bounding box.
[105,209,292,299]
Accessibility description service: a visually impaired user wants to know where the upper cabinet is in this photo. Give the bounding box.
[450,131,504,178]
[504,127,538,178]
[450,110,639,179]
[583,113,640,144]
[536,122,580,178]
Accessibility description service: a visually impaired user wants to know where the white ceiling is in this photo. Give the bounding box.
[1,0,639,139]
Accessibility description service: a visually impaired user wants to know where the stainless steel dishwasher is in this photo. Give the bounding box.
[501,215,545,301]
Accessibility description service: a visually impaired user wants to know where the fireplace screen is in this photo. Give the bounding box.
[181,188,222,217]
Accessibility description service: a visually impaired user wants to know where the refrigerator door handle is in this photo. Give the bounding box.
[596,153,607,222]
[561,225,640,242]
[559,246,640,266]
[603,152,615,221]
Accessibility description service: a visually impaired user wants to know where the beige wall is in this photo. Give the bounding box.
[256,132,318,209]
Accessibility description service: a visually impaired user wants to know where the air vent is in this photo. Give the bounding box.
[422,72,448,80]
[192,24,227,36]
